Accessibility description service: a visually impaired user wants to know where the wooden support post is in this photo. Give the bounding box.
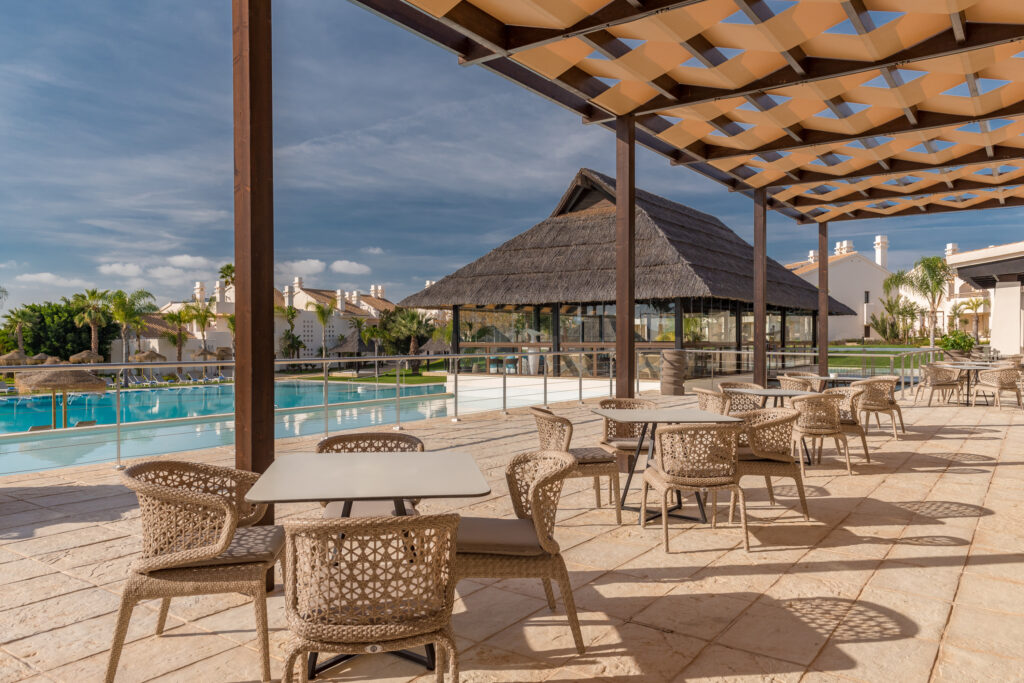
[451,305,461,356]
[753,188,767,386]
[818,222,830,376]
[551,304,561,376]
[615,115,636,398]
[674,297,683,350]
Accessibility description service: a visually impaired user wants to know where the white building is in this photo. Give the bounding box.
[946,241,1022,354]
[786,235,891,341]
[898,243,990,341]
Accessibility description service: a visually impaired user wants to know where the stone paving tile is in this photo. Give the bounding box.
[0,393,1022,681]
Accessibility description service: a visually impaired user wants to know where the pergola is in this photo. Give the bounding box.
[230,1,1024,483]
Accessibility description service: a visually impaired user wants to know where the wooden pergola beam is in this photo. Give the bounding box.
[615,115,636,398]
[811,193,1024,222]
[753,188,767,386]
[817,222,829,375]
[790,173,1024,207]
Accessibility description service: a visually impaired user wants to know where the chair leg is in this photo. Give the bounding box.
[858,428,869,462]
[836,435,851,475]
[661,490,670,551]
[251,583,271,683]
[764,475,775,505]
[155,598,171,635]
[792,466,809,521]
[592,476,601,509]
[729,490,736,524]
[735,487,750,551]
[894,405,905,433]
[104,592,137,683]
[889,411,898,440]
[542,579,557,611]
[434,640,448,683]
[710,489,718,529]
[875,412,881,428]
[610,473,622,525]
[554,559,585,654]
[281,643,304,683]
[639,480,649,529]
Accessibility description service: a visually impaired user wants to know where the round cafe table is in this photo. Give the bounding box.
[942,362,999,404]
[725,387,814,407]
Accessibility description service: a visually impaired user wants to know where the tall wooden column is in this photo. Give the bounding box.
[615,115,636,398]
[818,222,829,376]
[233,0,275,484]
[752,188,767,386]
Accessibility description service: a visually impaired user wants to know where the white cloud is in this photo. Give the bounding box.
[277,259,326,277]
[360,246,384,255]
[0,260,17,269]
[98,262,143,278]
[330,260,371,275]
[167,254,214,269]
[15,272,93,288]
[150,266,187,283]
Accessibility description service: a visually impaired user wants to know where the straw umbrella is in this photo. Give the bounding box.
[44,356,65,364]
[15,369,106,429]
[192,348,218,379]
[69,350,104,364]
[28,353,50,365]
[133,349,167,381]
[0,349,28,366]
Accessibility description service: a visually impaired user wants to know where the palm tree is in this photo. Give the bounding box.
[2,308,33,352]
[306,299,337,366]
[0,285,7,309]
[226,314,237,359]
[70,289,111,355]
[888,257,953,346]
[274,304,300,358]
[391,309,434,373]
[218,263,236,287]
[110,289,157,360]
[964,297,986,343]
[948,301,966,332]
[184,298,217,352]
[162,310,191,373]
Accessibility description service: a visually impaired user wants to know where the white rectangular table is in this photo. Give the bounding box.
[592,407,741,525]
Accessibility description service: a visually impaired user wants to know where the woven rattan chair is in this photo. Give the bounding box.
[455,450,584,654]
[693,388,730,414]
[783,371,825,392]
[640,422,748,552]
[875,374,906,431]
[914,364,963,406]
[107,461,283,683]
[280,514,460,683]
[824,387,869,461]
[731,408,807,522]
[790,394,851,476]
[531,407,621,524]
[852,378,903,439]
[778,375,814,393]
[316,433,424,517]
[971,367,1023,409]
[596,397,655,460]
[719,381,766,413]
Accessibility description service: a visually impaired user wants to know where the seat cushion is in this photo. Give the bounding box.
[570,447,615,464]
[323,499,416,518]
[456,517,544,556]
[603,438,649,452]
[175,524,284,569]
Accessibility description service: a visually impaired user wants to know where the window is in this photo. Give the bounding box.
[864,290,870,304]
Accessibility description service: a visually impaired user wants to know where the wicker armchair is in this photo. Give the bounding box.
[718,381,766,413]
[693,388,731,415]
[971,367,1023,409]
[280,514,460,683]
[914,364,963,406]
[531,407,621,523]
[596,397,656,459]
[783,371,825,392]
[824,387,869,461]
[731,408,807,522]
[316,433,425,517]
[851,378,904,439]
[790,394,851,476]
[455,450,584,654]
[778,375,814,393]
[641,422,748,552]
[107,461,283,683]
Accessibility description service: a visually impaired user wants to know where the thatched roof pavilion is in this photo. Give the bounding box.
[402,169,852,317]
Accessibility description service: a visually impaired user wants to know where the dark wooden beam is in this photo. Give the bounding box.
[615,115,636,398]
[753,187,767,386]
[816,193,1024,222]
[817,222,829,376]
[589,23,1024,121]
[232,0,275,586]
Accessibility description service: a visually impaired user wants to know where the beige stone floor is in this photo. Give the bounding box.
[1,389,1023,682]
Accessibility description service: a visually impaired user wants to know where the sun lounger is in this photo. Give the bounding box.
[74,420,97,427]
[28,425,52,432]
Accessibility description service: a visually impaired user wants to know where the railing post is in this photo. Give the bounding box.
[393,360,403,431]
[578,352,584,405]
[900,353,906,397]
[451,353,460,423]
[609,352,614,397]
[502,357,508,415]
[114,377,124,470]
[543,353,549,408]
[323,359,329,437]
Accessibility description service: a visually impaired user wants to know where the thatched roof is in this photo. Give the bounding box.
[329,335,372,354]
[16,369,106,393]
[69,350,103,364]
[401,169,854,315]
[132,349,167,362]
[0,349,28,365]
[137,314,195,340]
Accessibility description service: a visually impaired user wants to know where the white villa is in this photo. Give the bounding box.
[786,235,891,342]
[113,277,396,362]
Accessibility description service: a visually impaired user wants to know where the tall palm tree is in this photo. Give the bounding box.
[888,257,953,346]
[161,309,191,373]
[274,304,300,358]
[2,308,33,352]
[0,285,7,309]
[391,309,434,372]
[306,299,337,363]
[70,289,111,355]
[218,263,236,287]
[948,301,966,332]
[184,298,217,352]
[964,297,986,343]
[110,289,157,360]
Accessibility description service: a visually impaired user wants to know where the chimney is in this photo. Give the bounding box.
[284,284,294,308]
[807,250,818,264]
[375,285,384,299]
[873,235,889,269]
[293,276,303,290]
[213,280,225,303]
[425,279,435,288]
[945,242,959,258]
[351,290,360,307]
[193,281,206,302]
[335,289,344,310]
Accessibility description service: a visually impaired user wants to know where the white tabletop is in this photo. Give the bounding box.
[245,451,492,504]
[944,363,995,370]
[727,387,815,398]
[592,407,741,424]
[801,375,863,382]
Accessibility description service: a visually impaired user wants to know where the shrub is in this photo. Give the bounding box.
[938,330,974,352]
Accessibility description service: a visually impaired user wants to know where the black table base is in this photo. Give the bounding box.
[619,422,709,525]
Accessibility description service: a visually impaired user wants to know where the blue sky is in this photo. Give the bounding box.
[1,1,1021,311]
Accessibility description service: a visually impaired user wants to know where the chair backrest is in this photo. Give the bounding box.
[778,375,814,392]
[316,432,425,454]
[693,387,730,415]
[529,407,573,451]
[284,513,459,644]
[653,422,742,484]
[718,381,766,412]
[823,387,864,424]
[850,379,892,409]
[925,364,960,384]
[598,398,655,440]
[790,394,842,431]
[739,408,798,461]
[785,371,825,391]
[505,450,575,554]
[979,367,1020,387]
[120,460,265,574]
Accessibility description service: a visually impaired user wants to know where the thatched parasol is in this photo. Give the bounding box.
[0,349,28,366]
[28,353,50,365]
[192,348,218,360]
[69,350,104,364]
[133,349,166,362]
[215,346,233,361]
[44,356,65,365]
[15,369,106,429]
